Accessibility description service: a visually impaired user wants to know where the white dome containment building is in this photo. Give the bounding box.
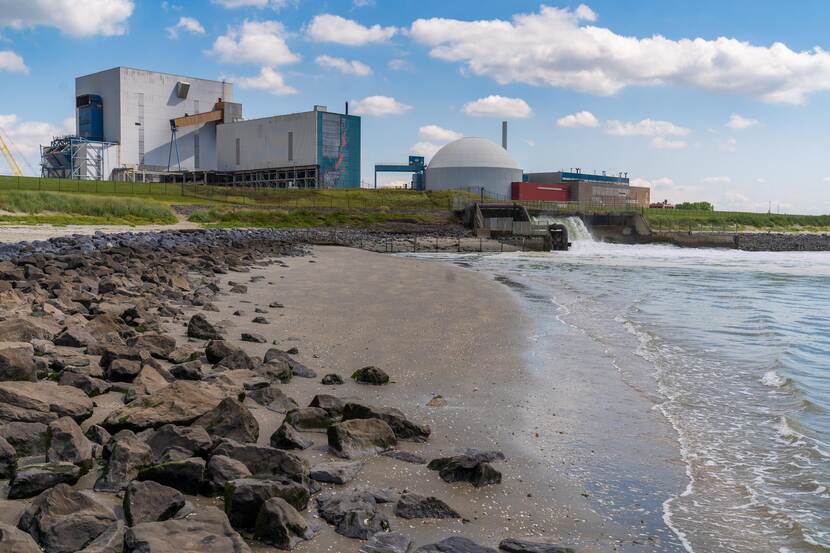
[424,137,522,198]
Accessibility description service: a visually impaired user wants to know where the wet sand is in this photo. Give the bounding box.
[182,246,658,552]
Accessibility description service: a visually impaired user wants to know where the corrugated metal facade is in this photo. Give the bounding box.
[511,182,570,201]
[217,112,317,172]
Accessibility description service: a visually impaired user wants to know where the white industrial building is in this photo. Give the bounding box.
[424,137,522,198]
[42,66,361,188]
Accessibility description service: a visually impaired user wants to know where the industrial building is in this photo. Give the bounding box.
[41,67,361,188]
[520,171,650,207]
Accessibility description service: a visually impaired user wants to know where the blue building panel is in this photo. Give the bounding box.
[559,171,629,184]
[77,94,104,142]
[317,111,361,189]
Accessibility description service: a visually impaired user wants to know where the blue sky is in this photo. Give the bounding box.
[2,0,830,213]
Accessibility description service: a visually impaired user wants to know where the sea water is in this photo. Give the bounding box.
[415,220,830,553]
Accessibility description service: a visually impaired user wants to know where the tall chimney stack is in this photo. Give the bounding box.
[501,121,508,150]
[345,101,349,115]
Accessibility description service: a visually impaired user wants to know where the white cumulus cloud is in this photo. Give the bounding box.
[719,136,737,152]
[701,176,731,184]
[233,67,298,95]
[315,55,372,76]
[726,113,759,129]
[606,119,690,136]
[410,4,830,104]
[463,95,532,118]
[307,14,397,46]
[0,113,73,175]
[350,95,412,116]
[419,124,462,142]
[0,51,28,74]
[651,137,687,149]
[410,141,442,160]
[166,16,205,39]
[0,0,134,37]
[557,111,599,128]
[207,20,299,66]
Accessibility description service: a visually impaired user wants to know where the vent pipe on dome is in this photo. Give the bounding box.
[501,121,508,150]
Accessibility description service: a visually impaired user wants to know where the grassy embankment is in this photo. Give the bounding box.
[0,190,176,225]
[645,208,830,232]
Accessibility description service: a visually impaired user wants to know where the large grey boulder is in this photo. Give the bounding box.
[126,333,177,360]
[58,371,110,397]
[0,421,48,456]
[46,416,94,471]
[269,422,313,450]
[136,457,205,495]
[203,455,251,496]
[0,381,93,424]
[145,424,212,463]
[102,381,226,432]
[427,452,503,488]
[124,506,250,553]
[8,462,81,499]
[263,350,315,379]
[246,385,297,413]
[17,484,118,553]
[415,538,498,553]
[343,403,431,442]
[283,407,333,433]
[498,539,575,553]
[0,349,38,381]
[327,419,397,459]
[193,398,258,443]
[224,477,310,530]
[0,436,15,479]
[0,522,41,553]
[211,439,309,484]
[94,430,153,492]
[77,521,125,553]
[187,314,224,340]
[309,394,345,418]
[316,490,389,539]
[351,366,389,385]
[124,481,185,526]
[253,497,316,550]
[310,461,363,485]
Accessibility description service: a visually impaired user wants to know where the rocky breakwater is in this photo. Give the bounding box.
[0,228,574,552]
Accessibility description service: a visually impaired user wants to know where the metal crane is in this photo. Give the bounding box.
[167,99,228,171]
[0,127,23,177]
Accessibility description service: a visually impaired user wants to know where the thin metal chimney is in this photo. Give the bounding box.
[501,121,508,150]
[345,101,349,115]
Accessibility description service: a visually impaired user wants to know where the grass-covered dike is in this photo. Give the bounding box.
[0,190,177,225]
[189,207,441,228]
[645,208,830,232]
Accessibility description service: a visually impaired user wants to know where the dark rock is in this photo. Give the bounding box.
[102,381,225,432]
[0,381,93,423]
[46,416,94,471]
[264,349,315,378]
[0,522,41,553]
[395,492,460,519]
[203,454,251,496]
[241,333,266,344]
[100,345,142,371]
[283,407,333,433]
[254,497,315,549]
[145,424,212,463]
[321,373,343,385]
[269,422,313,450]
[360,532,413,553]
[310,460,363,485]
[351,366,389,385]
[127,333,177,360]
[224,477,311,530]
[136,457,205,495]
[124,506,250,553]
[256,361,293,383]
[194,398,258,443]
[0,436,15,479]
[309,394,345,418]
[108,359,142,382]
[0,421,48,456]
[212,439,309,483]
[187,314,224,340]
[170,360,204,380]
[316,490,389,539]
[216,350,255,371]
[205,340,236,363]
[85,425,111,446]
[17,483,117,552]
[94,430,153,492]
[8,462,81,499]
[498,539,575,553]
[415,537,498,553]
[0,317,57,342]
[268,302,284,309]
[53,326,97,349]
[0,349,38,381]
[124,480,185,526]
[77,521,125,553]
[427,454,502,488]
[247,385,298,413]
[328,419,397,459]
[382,450,427,464]
[343,403,431,442]
[251,317,269,325]
[58,371,110,396]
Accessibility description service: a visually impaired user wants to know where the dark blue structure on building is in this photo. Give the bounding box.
[374,156,425,189]
[76,94,104,142]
